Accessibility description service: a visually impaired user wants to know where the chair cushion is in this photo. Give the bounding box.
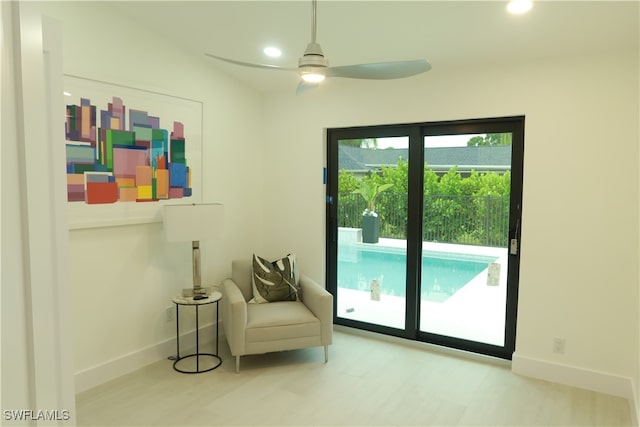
[246,301,320,343]
[250,254,299,303]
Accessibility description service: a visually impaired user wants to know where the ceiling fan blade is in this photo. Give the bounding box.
[325,59,431,80]
[204,53,297,72]
[295,80,320,95]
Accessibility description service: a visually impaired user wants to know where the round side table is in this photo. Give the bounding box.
[170,291,222,374]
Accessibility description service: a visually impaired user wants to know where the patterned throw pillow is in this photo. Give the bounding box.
[250,253,299,303]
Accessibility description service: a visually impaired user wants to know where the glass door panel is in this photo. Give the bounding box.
[336,137,408,329]
[419,133,512,346]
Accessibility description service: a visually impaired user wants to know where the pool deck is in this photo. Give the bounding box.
[337,237,508,346]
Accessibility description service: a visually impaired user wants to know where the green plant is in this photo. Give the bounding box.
[338,163,511,246]
[352,180,393,216]
[338,169,360,193]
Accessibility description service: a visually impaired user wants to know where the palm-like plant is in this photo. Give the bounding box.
[353,181,393,216]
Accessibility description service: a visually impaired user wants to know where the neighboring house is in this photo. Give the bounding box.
[339,144,511,176]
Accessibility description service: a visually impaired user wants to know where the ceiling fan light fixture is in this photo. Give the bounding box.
[301,72,326,83]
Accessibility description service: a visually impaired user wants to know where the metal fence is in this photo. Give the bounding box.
[338,193,510,247]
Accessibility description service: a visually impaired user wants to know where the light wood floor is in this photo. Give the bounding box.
[76,329,632,426]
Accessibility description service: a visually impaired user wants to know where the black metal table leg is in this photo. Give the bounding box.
[176,303,180,359]
[171,293,222,374]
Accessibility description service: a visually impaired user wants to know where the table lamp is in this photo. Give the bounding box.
[163,203,224,300]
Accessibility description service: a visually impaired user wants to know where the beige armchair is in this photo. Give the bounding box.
[221,259,333,372]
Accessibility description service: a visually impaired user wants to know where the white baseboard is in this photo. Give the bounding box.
[74,323,222,393]
[512,352,634,401]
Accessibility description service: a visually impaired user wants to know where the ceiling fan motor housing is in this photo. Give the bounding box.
[299,42,329,68]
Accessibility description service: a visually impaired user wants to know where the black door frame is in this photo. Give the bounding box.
[326,116,524,359]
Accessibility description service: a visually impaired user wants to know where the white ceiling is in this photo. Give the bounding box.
[109,1,639,95]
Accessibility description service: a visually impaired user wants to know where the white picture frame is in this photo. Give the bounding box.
[63,75,203,229]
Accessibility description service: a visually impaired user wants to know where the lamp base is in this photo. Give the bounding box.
[182,287,213,297]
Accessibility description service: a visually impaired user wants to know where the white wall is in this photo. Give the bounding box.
[36,1,266,391]
[260,51,639,411]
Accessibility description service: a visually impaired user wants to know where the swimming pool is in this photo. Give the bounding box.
[338,246,497,302]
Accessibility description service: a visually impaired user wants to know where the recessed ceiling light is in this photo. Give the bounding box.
[507,0,533,14]
[263,47,282,58]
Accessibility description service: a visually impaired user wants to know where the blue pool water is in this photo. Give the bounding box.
[338,247,497,302]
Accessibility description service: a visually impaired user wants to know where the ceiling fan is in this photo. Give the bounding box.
[205,0,431,94]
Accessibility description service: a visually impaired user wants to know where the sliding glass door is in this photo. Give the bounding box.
[334,133,410,330]
[418,132,512,347]
[326,117,524,358]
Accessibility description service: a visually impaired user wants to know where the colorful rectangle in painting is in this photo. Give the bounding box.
[65,96,193,205]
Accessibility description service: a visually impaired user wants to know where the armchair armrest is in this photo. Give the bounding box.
[299,274,333,345]
[221,278,248,356]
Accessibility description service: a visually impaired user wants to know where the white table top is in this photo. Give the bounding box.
[172,291,222,306]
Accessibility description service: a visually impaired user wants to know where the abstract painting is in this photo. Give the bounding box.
[64,75,203,229]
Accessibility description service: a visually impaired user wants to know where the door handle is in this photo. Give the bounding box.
[510,238,518,255]
[510,216,520,255]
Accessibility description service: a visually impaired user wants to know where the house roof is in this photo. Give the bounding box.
[338,145,512,174]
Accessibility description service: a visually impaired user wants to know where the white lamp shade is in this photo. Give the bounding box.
[163,203,224,242]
